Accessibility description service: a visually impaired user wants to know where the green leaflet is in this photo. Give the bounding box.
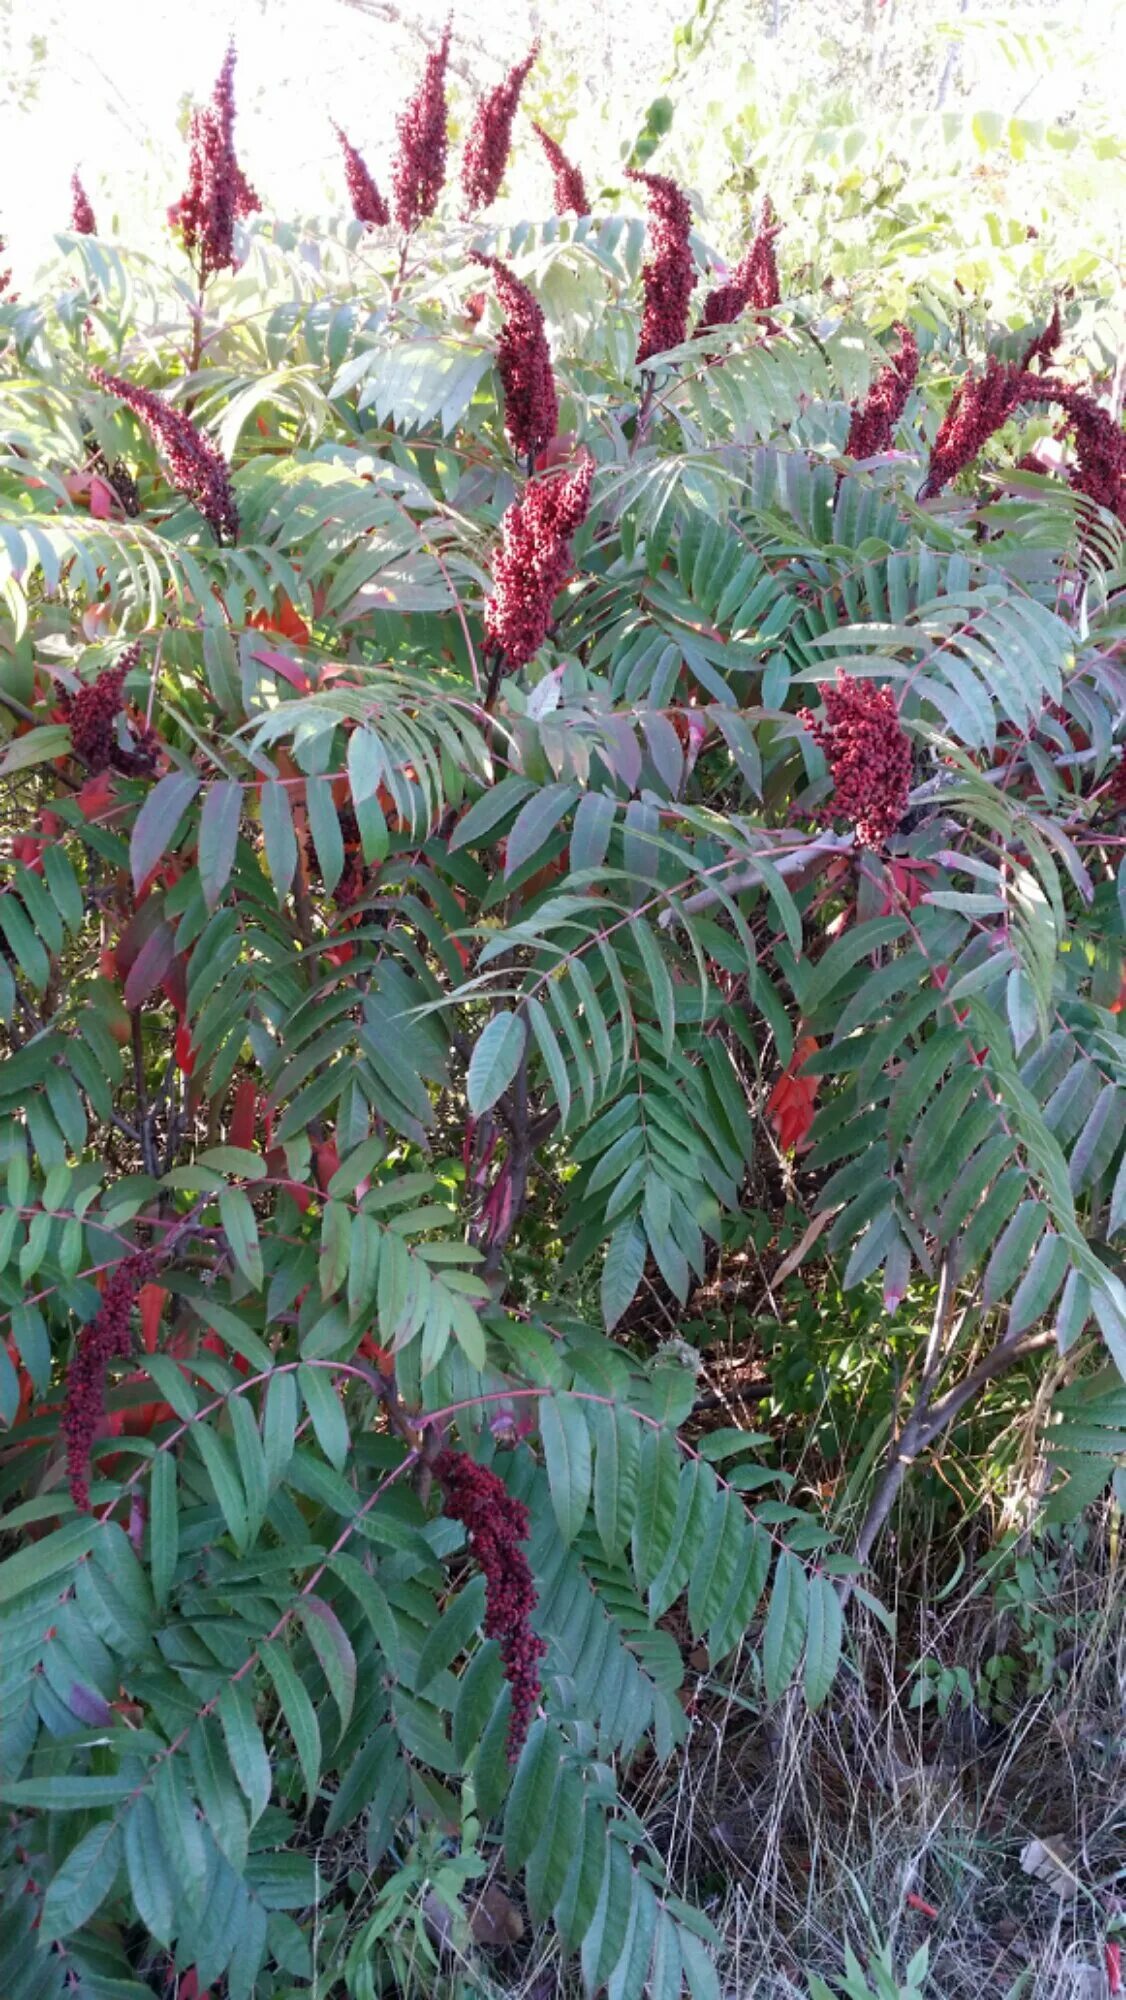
[39,1820,124,1944]
[803,1572,844,1709]
[763,1549,808,1702]
[260,1637,322,1805]
[540,1393,593,1543]
[504,1719,563,1872]
[466,1009,527,1115]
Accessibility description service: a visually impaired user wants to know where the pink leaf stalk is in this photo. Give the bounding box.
[333,125,389,228]
[70,172,97,236]
[627,168,697,365]
[801,670,913,848]
[169,40,260,279]
[392,19,451,232]
[461,44,538,213]
[471,250,558,460]
[92,366,239,543]
[485,459,593,669]
[65,1252,155,1511]
[531,122,589,217]
[435,1448,548,1760]
[845,324,919,460]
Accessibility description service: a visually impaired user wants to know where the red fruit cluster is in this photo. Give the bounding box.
[334,126,389,229]
[801,670,913,847]
[435,1447,548,1760]
[920,354,1126,523]
[1024,377,1126,523]
[845,323,919,460]
[70,173,97,236]
[531,123,589,217]
[169,41,260,279]
[484,459,593,669]
[918,355,1027,500]
[742,196,782,312]
[65,1251,156,1511]
[392,21,451,232]
[0,229,12,300]
[65,650,125,770]
[695,271,747,334]
[626,168,697,365]
[460,45,538,214]
[92,367,239,543]
[472,251,558,460]
[696,203,782,334]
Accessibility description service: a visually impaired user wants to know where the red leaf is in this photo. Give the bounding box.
[159,957,188,1019]
[89,475,116,519]
[266,1147,312,1213]
[123,921,176,1010]
[201,1331,251,1378]
[1107,1943,1122,1995]
[137,1283,168,1353]
[766,1034,820,1153]
[230,1078,258,1150]
[249,642,311,694]
[74,770,120,820]
[905,1893,938,1919]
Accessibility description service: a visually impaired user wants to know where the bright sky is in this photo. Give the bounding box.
[3,0,1124,285]
[0,0,581,272]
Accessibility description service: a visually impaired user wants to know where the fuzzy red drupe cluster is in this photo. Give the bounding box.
[91,368,239,543]
[484,460,593,669]
[918,353,1126,523]
[699,197,783,332]
[334,126,389,229]
[471,251,558,460]
[65,1252,156,1511]
[801,670,913,848]
[531,123,589,217]
[169,42,260,279]
[627,168,697,364]
[392,22,451,232]
[70,172,97,236]
[845,324,919,460]
[460,46,538,213]
[63,643,157,776]
[435,1447,548,1760]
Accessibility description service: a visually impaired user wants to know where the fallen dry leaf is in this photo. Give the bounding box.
[772,1207,834,1286]
[1020,1836,1080,1899]
[469,1882,524,1947]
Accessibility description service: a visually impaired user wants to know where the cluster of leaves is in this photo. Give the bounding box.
[0,19,1125,1998]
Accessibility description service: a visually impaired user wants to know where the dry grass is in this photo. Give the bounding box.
[319,1511,1124,1999]
[635,1541,1126,2000]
